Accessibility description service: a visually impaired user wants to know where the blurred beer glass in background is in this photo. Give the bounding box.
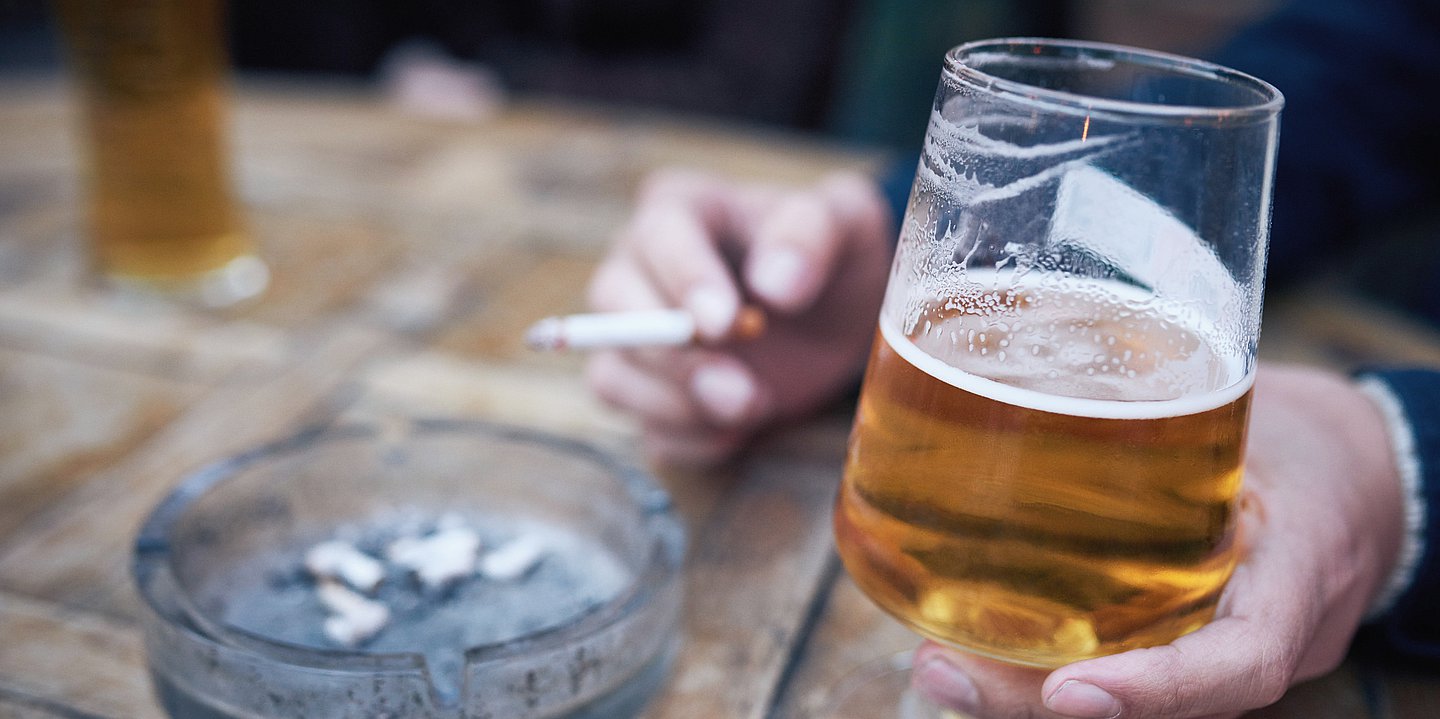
[54,0,267,308]
[834,37,1282,684]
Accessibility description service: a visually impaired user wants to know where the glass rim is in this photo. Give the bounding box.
[944,37,1284,123]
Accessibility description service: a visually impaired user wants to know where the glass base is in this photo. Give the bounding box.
[104,254,270,310]
[820,651,975,719]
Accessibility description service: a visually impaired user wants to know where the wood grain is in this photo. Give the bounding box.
[0,326,385,621]
[641,419,851,719]
[769,574,921,719]
[0,591,160,719]
[1,79,1437,719]
[0,348,199,544]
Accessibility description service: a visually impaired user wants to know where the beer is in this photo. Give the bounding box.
[56,0,265,304]
[835,273,1252,667]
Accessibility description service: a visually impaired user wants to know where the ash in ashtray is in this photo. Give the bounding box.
[220,511,632,702]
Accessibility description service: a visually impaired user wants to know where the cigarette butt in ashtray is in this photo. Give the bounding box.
[525,305,766,351]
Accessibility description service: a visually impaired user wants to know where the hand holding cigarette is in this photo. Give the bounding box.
[574,169,894,466]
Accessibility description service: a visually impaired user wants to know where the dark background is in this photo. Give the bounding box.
[6,0,1438,324]
[0,0,1280,149]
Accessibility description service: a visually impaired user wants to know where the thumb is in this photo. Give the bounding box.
[1042,566,1306,718]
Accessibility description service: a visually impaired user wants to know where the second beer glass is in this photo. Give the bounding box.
[836,39,1282,668]
[56,0,268,308]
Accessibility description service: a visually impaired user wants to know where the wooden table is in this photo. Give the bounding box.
[2,78,1439,719]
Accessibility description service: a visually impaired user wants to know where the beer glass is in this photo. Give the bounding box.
[55,0,269,308]
[831,38,1281,713]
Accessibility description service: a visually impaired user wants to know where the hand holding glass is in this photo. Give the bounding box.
[835,39,1282,670]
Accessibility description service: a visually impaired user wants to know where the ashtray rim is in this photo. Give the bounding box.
[132,417,685,676]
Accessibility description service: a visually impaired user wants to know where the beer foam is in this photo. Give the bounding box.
[880,319,1253,420]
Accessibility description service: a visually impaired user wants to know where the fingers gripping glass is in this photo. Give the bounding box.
[825,38,1281,716]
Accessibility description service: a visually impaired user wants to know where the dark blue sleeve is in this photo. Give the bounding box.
[1359,368,1440,659]
[879,152,919,236]
[1213,0,1440,289]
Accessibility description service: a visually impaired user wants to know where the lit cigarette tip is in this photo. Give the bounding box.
[733,306,767,342]
[524,317,565,351]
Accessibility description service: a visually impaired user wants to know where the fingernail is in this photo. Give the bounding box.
[912,656,980,711]
[691,364,756,425]
[1047,680,1122,719]
[749,248,807,306]
[686,287,738,339]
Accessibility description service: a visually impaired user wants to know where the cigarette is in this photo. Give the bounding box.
[525,306,766,351]
[316,580,390,647]
[480,533,549,582]
[386,526,483,591]
[304,540,385,594]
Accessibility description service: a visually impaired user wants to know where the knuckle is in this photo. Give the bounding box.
[760,192,836,256]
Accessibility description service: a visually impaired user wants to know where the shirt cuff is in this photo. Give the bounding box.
[1356,376,1425,619]
[1354,368,1440,656]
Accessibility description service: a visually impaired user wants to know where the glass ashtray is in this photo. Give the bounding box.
[133,419,685,718]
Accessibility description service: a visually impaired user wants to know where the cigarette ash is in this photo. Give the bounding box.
[220,511,632,703]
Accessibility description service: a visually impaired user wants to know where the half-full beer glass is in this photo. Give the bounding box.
[835,38,1283,677]
[56,0,268,308]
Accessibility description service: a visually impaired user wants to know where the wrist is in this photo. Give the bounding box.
[1251,366,1406,624]
[1318,373,1409,620]
[1350,368,1440,655]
